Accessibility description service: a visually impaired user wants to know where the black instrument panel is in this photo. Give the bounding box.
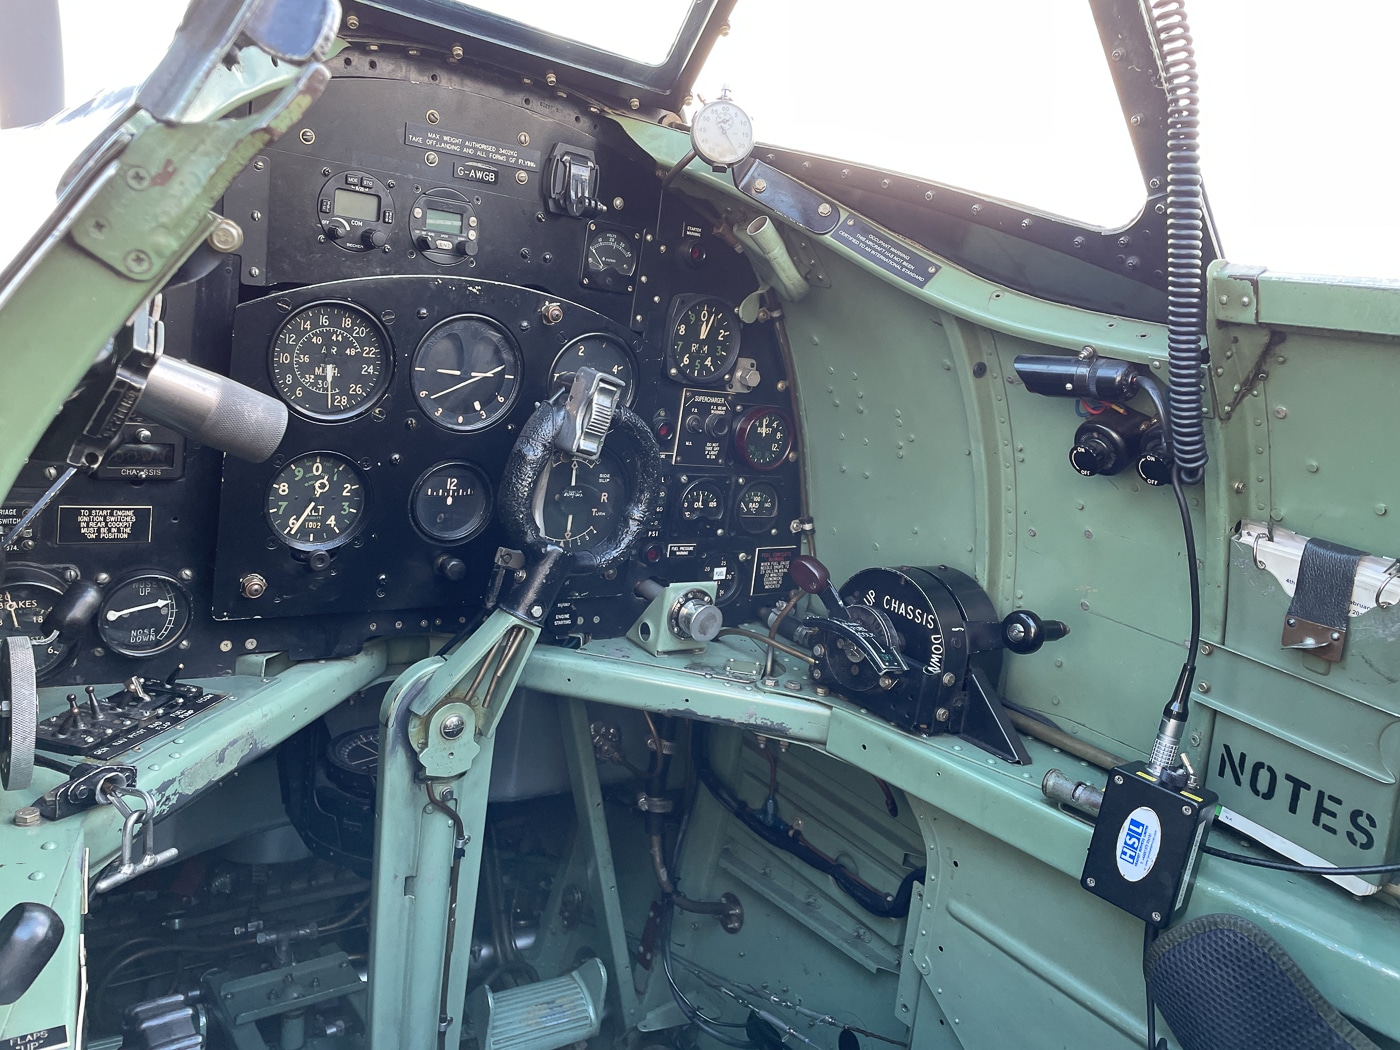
[1,57,804,684]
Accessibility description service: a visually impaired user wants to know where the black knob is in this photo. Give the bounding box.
[435,554,467,582]
[42,580,102,641]
[360,227,386,248]
[1136,427,1173,486]
[703,413,730,438]
[683,414,704,434]
[1069,436,1117,476]
[324,218,350,240]
[1002,611,1070,655]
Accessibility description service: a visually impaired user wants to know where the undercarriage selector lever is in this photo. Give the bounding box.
[795,559,1068,764]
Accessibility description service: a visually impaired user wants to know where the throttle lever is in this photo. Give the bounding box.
[788,555,848,619]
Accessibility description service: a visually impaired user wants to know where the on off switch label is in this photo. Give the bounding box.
[56,505,153,544]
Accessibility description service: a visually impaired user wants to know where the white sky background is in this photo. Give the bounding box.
[53,0,1400,280]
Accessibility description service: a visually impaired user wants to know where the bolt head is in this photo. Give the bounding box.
[440,714,466,740]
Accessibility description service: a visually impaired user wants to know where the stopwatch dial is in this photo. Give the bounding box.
[533,449,627,552]
[412,316,522,432]
[411,462,492,545]
[266,452,367,551]
[670,297,740,384]
[269,302,391,421]
[736,481,780,534]
[735,407,794,471]
[0,574,69,676]
[584,229,637,277]
[679,478,726,523]
[550,333,637,406]
[690,98,755,168]
[97,574,190,658]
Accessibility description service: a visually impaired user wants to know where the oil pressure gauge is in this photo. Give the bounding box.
[97,573,191,658]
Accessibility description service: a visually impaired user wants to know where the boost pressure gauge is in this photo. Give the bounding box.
[690,93,755,169]
[735,408,794,470]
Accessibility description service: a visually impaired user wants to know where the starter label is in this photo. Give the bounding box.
[55,505,153,543]
[1115,806,1161,882]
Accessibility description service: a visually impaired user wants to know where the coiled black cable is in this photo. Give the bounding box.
[1151,0,1208,485]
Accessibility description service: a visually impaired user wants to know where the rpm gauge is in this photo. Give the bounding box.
[534,449,627,552]
[98,573,191,658]
[413,316,522,432]
[550,333,637,406]
[668,296,740,385]
[266,452,367,551]
[269,302,391,421]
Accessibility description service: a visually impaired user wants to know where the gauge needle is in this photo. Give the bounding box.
[700,310,715,338]
[290,502,318,534]
[3,599,18,631]
[436,368,462,375]
[565,513,574,540]
[430,365,503,399]
[325,362,337,409]
[105,599,171,622]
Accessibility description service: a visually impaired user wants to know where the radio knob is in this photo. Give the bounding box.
[360,227,387,248]
[324,218,350,240]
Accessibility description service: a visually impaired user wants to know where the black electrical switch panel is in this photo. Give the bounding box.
[1081,761,1217,927]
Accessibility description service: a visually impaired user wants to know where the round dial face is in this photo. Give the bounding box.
[679,478,726,523]
[269,302,391,420]
[533,449,627,551]
[411,461,491,545]
[266,452,367,551]
[735,407,794,470]
[700,551,743,605]
[0,574,69,676]
[550,333,637,406]
[670,298,740,384]
[412,317,522,432]
[584,229,637,277]
[327,727,379,796]
[736,481,781,534]
[690,98,755,168]
[98,574,190,657]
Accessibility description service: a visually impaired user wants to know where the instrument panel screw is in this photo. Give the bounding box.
[1274,407,1287,419]
[440,715,466,740]
[629,98,641,110]
[299,129,315,145]
[1113,775,1124,785]
[942,672,956,687]
[1199,642,1213,656]
[1232,481,1246,494]
[1182,805,1193,816]
[530,605,544,618]
[817,202,832,217]
[1197,682,1210,694]
[1085,877,1096,888]
[1151,912,1162,923]
[515,170,529,185]
[344,13,359,29]
[451,45,464,60]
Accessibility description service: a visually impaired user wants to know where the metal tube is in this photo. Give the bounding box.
[1004,709,1124,771]
[1041,769,1105,817]
[737,216,809,302]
